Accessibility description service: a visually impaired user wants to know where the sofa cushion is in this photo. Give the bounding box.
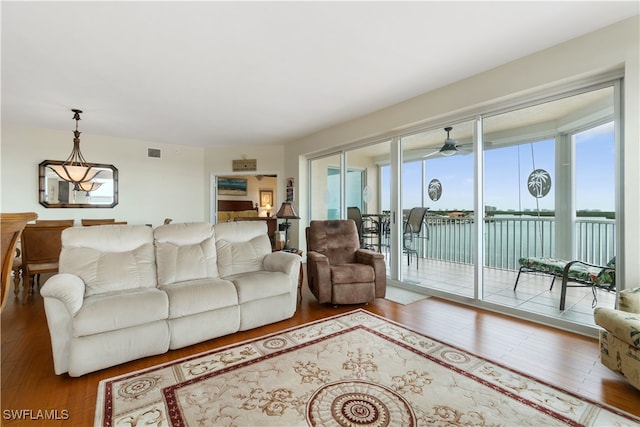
[59,225,157,297]
[154,222,219,285]
[330,263,375,284]
[214,222,272,277]
[160,278,238,318]
[226,271,292,304]
[73,288,168,337]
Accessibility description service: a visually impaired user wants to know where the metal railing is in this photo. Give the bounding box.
[417,215,615,270]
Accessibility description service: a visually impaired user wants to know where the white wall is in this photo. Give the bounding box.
[284,16,640,285]
[1,123,206,227]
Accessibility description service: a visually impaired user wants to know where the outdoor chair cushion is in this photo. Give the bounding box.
[518,256,615,287]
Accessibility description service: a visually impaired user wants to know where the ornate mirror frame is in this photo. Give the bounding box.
[39,160,119,208]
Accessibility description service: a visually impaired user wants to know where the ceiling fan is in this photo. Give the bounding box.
[423,127,470,158]
[423,126,490,158]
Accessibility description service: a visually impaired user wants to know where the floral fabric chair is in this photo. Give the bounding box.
[594,287,640,390]
[514,256,616,310]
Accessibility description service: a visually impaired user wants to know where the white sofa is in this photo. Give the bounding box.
[40,221,301,377]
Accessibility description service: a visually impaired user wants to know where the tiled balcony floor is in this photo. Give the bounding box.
[396,258,616,327]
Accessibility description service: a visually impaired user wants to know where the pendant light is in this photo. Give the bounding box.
[77,180,103,196]
[49,109,101,190]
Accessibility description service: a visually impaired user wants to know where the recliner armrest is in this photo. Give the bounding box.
[306,251,332,303]
[355,248,385,263]
[355,249,386,298]
[307,251,328,263]
[40,273,86,316]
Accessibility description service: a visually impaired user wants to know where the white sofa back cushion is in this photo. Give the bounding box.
[154,222,218,285]
[59,225,157,297]
[214,221,272,277]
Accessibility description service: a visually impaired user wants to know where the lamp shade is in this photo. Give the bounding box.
[275,202,299,219]
[77,180,103,194]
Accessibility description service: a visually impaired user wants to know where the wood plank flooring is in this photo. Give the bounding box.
[2,271,639,426]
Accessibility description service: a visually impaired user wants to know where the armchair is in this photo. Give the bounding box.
[306,219,386,305]
[594,287,640,390]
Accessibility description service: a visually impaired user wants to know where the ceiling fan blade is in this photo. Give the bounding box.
[456,141,493,152]
[422,150,441,158]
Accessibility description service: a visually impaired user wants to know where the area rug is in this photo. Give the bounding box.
[384,285,430,305]
[95,310,639,426]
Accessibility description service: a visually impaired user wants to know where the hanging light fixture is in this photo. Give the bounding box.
[77,180,103,196]
[49,109,100,190]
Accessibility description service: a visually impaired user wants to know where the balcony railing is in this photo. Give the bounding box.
[417,215,615,270]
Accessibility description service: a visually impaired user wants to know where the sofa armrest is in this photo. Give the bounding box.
[619,287,640,313]
[594,307,640,348]
[40,273,86,317]
[263,251,300,276]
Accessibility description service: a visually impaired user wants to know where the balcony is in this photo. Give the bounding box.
[390,214,617,327]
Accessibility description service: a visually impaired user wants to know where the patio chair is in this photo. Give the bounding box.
[347,206,380,251]
[403,207,428,268]
[514,256,616,310]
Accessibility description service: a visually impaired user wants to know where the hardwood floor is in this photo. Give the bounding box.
[2,271,639,426]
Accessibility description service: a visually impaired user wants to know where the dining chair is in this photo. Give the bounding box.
[81,218,115,226]
[1,212,38,311]
[36,219,75,226]
[20,221,74,302]
[12,247,23,297]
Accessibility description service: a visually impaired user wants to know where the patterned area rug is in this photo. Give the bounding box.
[95,310,639,426]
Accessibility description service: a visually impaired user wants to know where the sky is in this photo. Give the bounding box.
[383,121,615,214]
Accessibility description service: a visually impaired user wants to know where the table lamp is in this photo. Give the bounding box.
[275,202,299,250]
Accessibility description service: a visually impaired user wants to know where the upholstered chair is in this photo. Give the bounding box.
[306,219,386,305]
[594,287,640,390]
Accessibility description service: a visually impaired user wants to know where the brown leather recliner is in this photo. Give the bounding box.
[306,219,386,305]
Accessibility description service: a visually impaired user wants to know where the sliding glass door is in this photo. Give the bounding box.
[309,154,341,220]
[307,79,620,330]
[481,85,617,321]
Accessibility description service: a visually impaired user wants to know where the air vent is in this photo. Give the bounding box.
[148,148,161,158]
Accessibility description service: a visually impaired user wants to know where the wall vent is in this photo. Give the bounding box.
[148,148,161,158]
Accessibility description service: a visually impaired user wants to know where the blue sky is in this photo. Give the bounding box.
[384,121,615,213]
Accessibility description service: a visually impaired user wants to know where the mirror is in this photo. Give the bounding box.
[39,160,119,208]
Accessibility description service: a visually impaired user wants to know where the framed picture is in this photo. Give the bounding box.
[218,177,247,196]
[260,190,273,207]
[286,177,295,202]
[286,187,295,202]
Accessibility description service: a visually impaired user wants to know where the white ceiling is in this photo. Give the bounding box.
[2,1,638,148]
